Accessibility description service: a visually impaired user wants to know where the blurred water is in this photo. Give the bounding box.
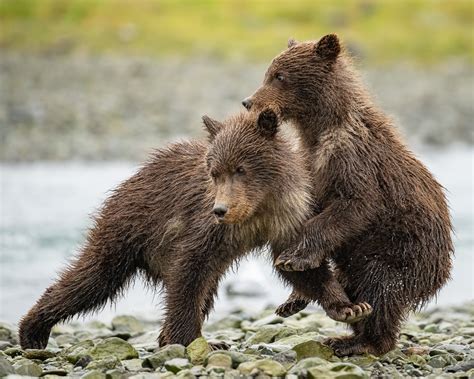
[0,147,473,324]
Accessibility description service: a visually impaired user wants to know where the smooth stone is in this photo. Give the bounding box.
[41,368,69,376]
[164,358,192,374]
[23,349,56,360]
[189,365,205,376]
[186,337,210,365]
[128,373,163,379]
[289,357,329,374]
[105,368,128,379]
[272,349,297,365]
[63,340,95,364]
[86,355,122,370]
[274,327,299,341]
[0,342,13,350]
[268,332,321,350]
[207,350,257,368]
[144,344,185,369]
[176,368,196,378]
[122,358,146,371]
[111,316,145,335]
[0,356,15,376]
[428,355,448,368]
[0,324,14,341]
[292,340,334,361]
[307,362,368,379]
[206,353,232,368]
[458,327,474,336]
[4,348,23,358]
[435,344,471,354]
[89,337,138,360]
[13,358,43,377]
[81,369,107,379]
[446,359,474,373]
[238,359,286,377]
[246,325,280,345]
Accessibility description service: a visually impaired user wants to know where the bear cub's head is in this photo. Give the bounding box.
[203,109,304,225]
[242,34,347,124]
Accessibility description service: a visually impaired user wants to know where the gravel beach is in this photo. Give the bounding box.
[0,303,472,378]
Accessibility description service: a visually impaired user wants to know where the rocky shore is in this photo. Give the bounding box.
[0,303,472,378]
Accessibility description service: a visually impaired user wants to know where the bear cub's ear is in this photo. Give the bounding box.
[257,109,279,138]
[202,115,223,140]
[315,33,341,61]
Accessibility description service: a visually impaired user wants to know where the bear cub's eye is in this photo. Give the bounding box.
[275,73,285,82]
[235,166,245,175]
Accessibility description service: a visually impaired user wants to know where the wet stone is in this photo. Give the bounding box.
[0,356,15,376]
[206,352,232,368]
[121,358,146,371]
[4,347,23,358]
[81,369,107,379]
[186,337,210,365]
[238,358,286,377]
[13,358,43,376]
[292,340,334,361]
[144,344,185,369]
[89,337,138,361]
[86,355,122,370]
[63,340,95,364]
[307,362,368,379]
[164,358,192,373]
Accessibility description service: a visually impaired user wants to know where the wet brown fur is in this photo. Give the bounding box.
[244,35,453,356]
[19,110,366,350]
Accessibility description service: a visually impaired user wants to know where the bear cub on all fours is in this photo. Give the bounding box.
[243,34,453,356]
[19,109,371,351]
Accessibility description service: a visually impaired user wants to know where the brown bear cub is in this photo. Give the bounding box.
[243,35,453,356]
[19,109,371,350]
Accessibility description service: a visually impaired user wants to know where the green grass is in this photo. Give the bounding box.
[0,0,473,64]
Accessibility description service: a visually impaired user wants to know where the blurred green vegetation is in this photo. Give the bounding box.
[0,0,473,64]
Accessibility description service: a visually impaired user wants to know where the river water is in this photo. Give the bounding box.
[0,147,472,324]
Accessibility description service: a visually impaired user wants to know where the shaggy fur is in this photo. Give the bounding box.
[19,110,370,350]
[243,35,453,356]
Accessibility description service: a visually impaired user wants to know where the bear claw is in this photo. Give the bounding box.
[274,255,320,272]
[327,302,372,324]
[275,298,309,317]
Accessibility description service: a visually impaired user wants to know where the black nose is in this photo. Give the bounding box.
[242,98,253,110]
[213,204,228,218]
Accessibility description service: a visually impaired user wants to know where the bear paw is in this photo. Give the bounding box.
[326,302,372,324]
[323,336,370,356]
[275,298,310,317]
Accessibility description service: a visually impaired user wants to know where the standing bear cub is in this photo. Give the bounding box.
[19,109,371,350]
[243,34,453,356]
